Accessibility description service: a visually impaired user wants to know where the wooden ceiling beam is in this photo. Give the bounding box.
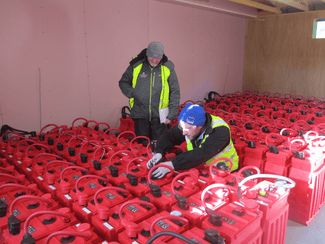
[227,0,282,13]
[171,0,257,18]
[268,0,287,8]
[271,0,310,11]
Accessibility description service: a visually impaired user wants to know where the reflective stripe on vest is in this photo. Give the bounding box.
[129,63,170,112]
[186,115,239,171]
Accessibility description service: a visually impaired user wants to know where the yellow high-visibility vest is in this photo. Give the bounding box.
[129,63,170,113]
[186,115,239,171]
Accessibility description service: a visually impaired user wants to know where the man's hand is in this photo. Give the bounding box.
[164,119,172,125]
[147,153,163,169]
[151,161,174,179]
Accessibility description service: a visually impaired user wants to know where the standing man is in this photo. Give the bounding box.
[119,41,180,144]
[147,103,239,178]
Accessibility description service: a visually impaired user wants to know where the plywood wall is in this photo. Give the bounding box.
[243,10,325,99]
[0,0,247,132]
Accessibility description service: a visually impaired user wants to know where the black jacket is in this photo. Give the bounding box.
[155,113,231,170]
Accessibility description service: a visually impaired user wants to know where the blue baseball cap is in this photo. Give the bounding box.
[178,103,206,126]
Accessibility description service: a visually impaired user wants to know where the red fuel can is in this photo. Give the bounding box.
[187,166,215,191]
[51,131,77,157]
[91,199,157,242]
[238,174,294,244]
[108,150,134,172]
[264,133,294,178]
[10,139,41,170]
[118,211,189,244]
[0,134,26,163]
[0,193,60,232]
[1,208,79,244]
[171,183,230,228]
[290,138,325,173]
[28,153,63,180]
[165,227,227,244]
[56,173,109,209]
[243,130,270,173]
[71,117,88,133]
[37,222,103,244]
[90,145,117,176]
[89,122,110,140]
[102,128,121,146]
[71,186,132,223]
[115,131,136,150]
[222,166,261,202]
[22,143,51,167]
[125,164,176,200]
[0,173,29,186]
[288,163,325,225]
[130,136,152,158]
[0,183,42,230]
[79,120,98,137]
[201,200,263,244]
[0,154,10,167]
[145,171,200,212]
[35,161,77,200]
[0,165,20,179]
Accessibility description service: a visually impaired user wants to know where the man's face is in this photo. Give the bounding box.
[178,120,202,140]
[147,56,161,67]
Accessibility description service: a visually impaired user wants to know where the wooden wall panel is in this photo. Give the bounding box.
[243,10,325,99]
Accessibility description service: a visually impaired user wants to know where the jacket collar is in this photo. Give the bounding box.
[205,113,213,134]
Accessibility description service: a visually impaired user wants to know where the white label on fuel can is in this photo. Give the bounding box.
[82,207,91,214]
[48,185,56,190]
[28,225,37,233]
[13,209,21,216]
[17,160,22,164]
[156,220,170,230]
[37,176,44,181]
[256,200,269,206]
[26,168,32,172]
[2,150,5,152]
[9,155,13,158]
[190,238,202,244]
[65,194,72,200]
[103,222,114,230]
[1,197,8,203]
[162,191,173,197]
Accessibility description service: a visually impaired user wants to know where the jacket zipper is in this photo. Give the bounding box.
[149,68,154,121]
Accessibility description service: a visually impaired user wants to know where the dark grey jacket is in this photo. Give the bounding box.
[155,113,231,171]
[119,49,180,121]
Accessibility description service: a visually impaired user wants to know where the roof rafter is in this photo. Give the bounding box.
[227,0,282,13]
[270,0,310,11]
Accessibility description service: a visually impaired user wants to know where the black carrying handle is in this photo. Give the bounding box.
[0,125,36,140]
[204,91,220,103]
[121,106,131,119]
